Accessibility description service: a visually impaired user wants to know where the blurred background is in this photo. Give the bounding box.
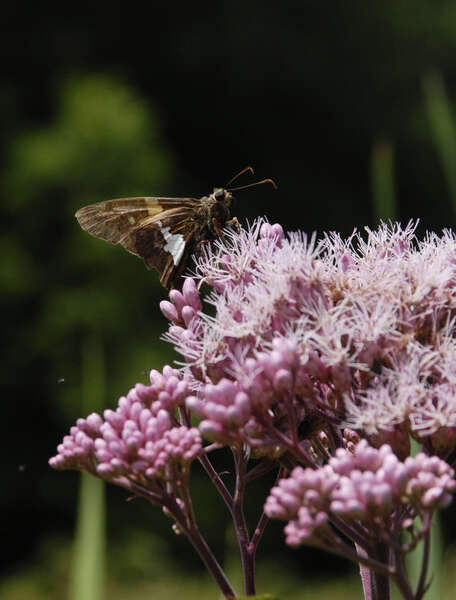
[3,2,456,598]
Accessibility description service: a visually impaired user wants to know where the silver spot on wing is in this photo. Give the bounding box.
[157,220,186,266]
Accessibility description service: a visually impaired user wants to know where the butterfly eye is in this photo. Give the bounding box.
[214,189,225,200]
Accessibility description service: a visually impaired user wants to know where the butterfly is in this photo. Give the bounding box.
[75,167,276,289]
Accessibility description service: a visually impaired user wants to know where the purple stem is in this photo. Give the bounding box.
[232,448,256,596]
[198,451,233,510]
[391,547,415,600]
[415,514,431,600]
[244,458,277,484]
[177,471,198,530]
[368,542,391,600]
[180,406,233,510]
[119,478,165,505]
[248,510,270,556]
[184,523,237,599]
[247,467,284,557]
[316,537,393,579]
[325,422,343,454]
[285,391,299,447]
[356,543,391,600]
[328,512,370,549]
[263,421,316,468]
[358,561,374,600]
[164,494,237,599]
[127,479,236,599]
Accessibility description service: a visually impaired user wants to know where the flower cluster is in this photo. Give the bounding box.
[159,219,456,457]
[265,440,456,548]
[50,366,201,489]
[185,337,309,449]
[51,218,456,600]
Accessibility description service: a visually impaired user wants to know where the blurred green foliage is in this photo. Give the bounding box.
[371,139,396,222]
[2,73,174,415]
[0,74,176,581]
[3,540,456,600]
[423,72,456,213]
[70,336,106,600]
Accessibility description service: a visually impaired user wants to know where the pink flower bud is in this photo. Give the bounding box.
[182,278,202,311]
[169,289,186,313]
[160,300,180,323]
[182,305,196,326]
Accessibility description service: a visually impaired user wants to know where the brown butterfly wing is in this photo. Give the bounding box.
[75,197,199,248]
[75,197,200,288]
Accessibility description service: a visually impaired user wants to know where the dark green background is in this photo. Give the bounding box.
[3,0,456,592]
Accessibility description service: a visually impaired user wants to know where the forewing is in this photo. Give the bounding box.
[75,197,199,249]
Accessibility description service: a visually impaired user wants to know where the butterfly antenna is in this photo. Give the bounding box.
[225,166,255,188]
[228,178,278,192]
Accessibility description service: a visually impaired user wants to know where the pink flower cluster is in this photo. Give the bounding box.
[52,218,456,511]
[265,440,456,548]
[50,366,201,486]
[51,218,456,599]
[185,337,308,448]
[159,219,456,457]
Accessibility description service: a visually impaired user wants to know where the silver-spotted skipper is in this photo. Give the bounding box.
[75,167,276,289]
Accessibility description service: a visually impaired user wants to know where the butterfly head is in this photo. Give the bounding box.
[212,187,234,207]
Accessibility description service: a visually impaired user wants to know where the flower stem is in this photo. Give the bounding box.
[356,543,391,600]
[248,510,269,556]
[232,448,256,596]
[415,514,431,600]
[198,451,233,509]
[184,525,237,599]
[391,549,415,600]
[181,405,233,511]
[165,495,236,599]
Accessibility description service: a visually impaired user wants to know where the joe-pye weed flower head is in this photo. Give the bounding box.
[51,218,456,599]
[161,219,456,457]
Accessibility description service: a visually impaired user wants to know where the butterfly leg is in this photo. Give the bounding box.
[226,217,240,232]
[193,239,210,259]
[212,218,227,242]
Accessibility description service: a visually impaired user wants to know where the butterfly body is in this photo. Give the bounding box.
[75,188,235,289]
[193,188,233,237]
